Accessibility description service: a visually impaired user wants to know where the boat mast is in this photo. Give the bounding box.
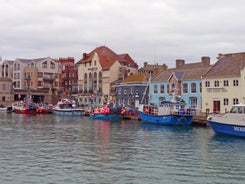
[25,74,31,103]
[140,71,151,105]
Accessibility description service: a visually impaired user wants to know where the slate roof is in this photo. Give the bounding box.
[152,64,211,82]
[173,71,185,80]
[203,52,245,78]
[16,57,51,63]
[3,60,14,64]
[77,46,138,70]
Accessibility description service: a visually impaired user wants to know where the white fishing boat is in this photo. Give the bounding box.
[53,99,85,116]
[207,104,245,137]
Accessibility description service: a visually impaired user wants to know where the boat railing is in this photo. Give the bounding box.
[140,104,196,116]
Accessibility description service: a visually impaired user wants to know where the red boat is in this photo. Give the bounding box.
[12,102,38,114]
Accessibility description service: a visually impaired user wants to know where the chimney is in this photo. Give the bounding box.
[217,53,223,60]
[83,53,88,59]
[144,62,148,67]
[176,59,185,68]
[201,56,210,66]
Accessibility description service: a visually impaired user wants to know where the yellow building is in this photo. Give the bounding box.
[77,46,138,106]
[202,52,245,113]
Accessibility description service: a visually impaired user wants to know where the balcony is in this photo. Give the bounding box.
[43,74,56,81]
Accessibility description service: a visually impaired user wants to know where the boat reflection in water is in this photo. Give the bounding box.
[141,123,193,132]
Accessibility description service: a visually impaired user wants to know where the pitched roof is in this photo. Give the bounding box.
[16,57,52,63]
[77,46,138,70]
[173,71,185,80]
[3,59,14,64]
[203,52,245,78]
[152,64,211,82]
[123,73,149,83]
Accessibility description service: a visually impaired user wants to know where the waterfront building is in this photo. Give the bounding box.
[57,57,78,97]
[11,57,59,91]
[3,57,60,103]
[115,73,150,109]
[138,61,167,74]
[150,57,211,112]
[76,46,138,106]
[0,77,14,106]
[202,52,245,113]
[0,59,14,78]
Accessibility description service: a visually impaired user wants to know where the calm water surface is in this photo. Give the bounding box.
[0,113,244,184]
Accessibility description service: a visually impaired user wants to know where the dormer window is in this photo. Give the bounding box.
[50,62,55,69]
[42,61,47,68]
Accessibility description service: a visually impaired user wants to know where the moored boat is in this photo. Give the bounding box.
[12,101,38,114]
[207,104,245,137]
[89,104,124,120]
[138,101,193,126]
[53,99,84,116]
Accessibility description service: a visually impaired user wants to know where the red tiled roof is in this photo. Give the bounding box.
[203,52,245,78]
[77,46,138,70]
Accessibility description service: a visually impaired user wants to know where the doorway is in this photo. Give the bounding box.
[213,100,220,113]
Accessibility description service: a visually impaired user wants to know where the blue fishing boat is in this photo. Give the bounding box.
[207,104,245,137]
[138,101,193,126]
[53,99,85,116]
[89,103,124,120]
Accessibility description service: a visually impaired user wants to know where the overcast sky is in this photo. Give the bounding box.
[1,0,245,67]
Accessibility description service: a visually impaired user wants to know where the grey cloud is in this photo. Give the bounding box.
[1,0,245,67]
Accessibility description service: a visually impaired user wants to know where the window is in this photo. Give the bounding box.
[42,61,47,68]
[214,81,219,87]
[38,72,43,78]
[190,97,197,108]
[233,98,239,105]
[38,81,43,86]
[200,82,202,93]
[154,85,158,94]
[171,83,175,93]
[183,83,188,93]
[94,60,96,66]
[124,89,127,95]
[50,62,55,69]
[191,83,196,93]
[224,80,229,87]
[233,80,239,86]
[160,85,164,93]
[2,84,6,91]
[205,81,210,87]
[224,98,229,105]
[167,84,170,93]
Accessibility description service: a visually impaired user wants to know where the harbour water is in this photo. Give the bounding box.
[0,113,244,184]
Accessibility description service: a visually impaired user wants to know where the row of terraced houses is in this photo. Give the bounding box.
[0,46,245,114]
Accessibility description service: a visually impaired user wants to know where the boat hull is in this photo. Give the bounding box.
[89,113,121,120]
[14,109,38,114]
[139,112,193,125]
[53,109,84,116]
[208,121,245,137]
